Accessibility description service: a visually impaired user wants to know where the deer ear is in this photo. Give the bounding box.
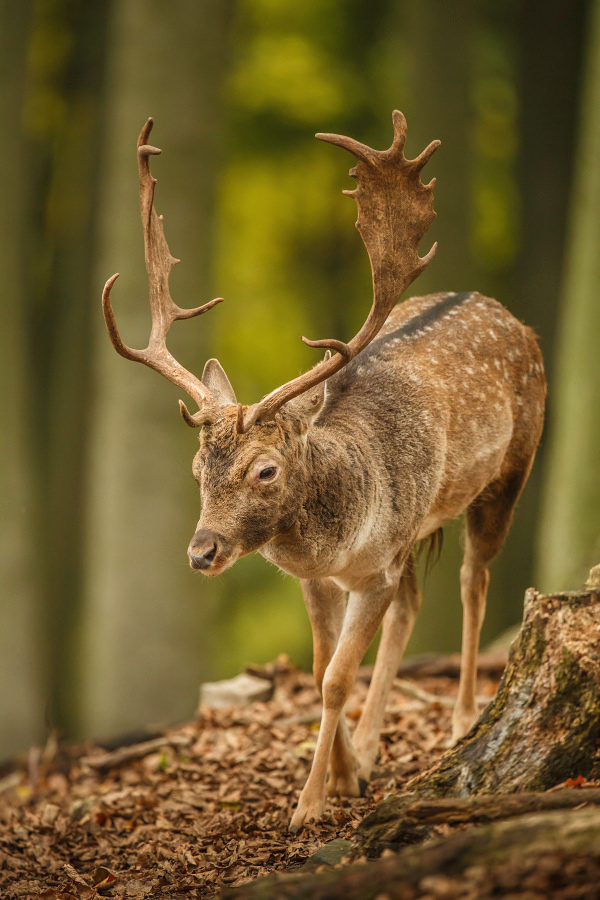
[201,358,237,408]
[287,348,330,424]
[287,379,327,424]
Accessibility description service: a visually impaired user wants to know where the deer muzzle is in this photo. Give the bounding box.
[188,529,233,574]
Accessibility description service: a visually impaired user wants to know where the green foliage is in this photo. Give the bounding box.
[471,24,520,272]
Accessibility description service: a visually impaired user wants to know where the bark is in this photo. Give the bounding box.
[405,586,600,797]
[221,806,600,900]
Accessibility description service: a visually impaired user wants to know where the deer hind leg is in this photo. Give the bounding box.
[300,579,360,799]
[352,561,420,783]
[453,462,535,743]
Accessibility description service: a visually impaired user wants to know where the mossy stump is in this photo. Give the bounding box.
[358,583,600,853]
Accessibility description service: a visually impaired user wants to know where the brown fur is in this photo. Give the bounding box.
[188,290,546,830]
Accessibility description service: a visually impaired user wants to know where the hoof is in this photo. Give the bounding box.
[358,777,368,797]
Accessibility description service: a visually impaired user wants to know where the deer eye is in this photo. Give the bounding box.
[259,465,277,481]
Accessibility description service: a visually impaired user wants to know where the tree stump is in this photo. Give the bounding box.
[358,580,600,852]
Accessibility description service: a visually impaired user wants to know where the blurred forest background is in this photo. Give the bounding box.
[2,0,600,761]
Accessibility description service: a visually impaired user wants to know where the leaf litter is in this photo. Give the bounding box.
[0,656,490,898]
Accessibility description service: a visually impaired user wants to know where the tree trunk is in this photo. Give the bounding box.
[536,0,600,590]
[0,0,44,759]
[1,0,113,747]
[83,0,234,741]
[492,0,588,640]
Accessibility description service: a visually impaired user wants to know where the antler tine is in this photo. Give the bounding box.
[315,108,409,164]
[241,110,439,432]
[102,118,224,428]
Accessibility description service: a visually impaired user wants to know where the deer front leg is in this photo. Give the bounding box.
[291,576,396,832]
[301,579,359,798]
[352,562,420,782]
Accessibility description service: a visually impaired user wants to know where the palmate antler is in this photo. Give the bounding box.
[240,110,439,431]
[103,112,439,432]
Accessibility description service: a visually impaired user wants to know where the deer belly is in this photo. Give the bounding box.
[417,444,510,540]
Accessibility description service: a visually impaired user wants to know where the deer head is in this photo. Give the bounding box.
[102,113,439,574]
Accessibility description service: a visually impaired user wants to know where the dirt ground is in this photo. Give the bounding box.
[7,654,592,900]
[0,657,474,898]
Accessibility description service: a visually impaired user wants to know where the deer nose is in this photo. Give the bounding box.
[188,529,223,570]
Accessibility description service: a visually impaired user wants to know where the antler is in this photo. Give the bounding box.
[102,118,223,427]
[240,110,440,432]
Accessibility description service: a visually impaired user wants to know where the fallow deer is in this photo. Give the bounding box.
[102,112,546,831]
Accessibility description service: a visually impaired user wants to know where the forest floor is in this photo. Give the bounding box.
[1,654,595,899]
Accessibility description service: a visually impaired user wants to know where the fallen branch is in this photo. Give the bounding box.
[358,647,508,682]
[356,787,600,853]
[83,734,191,772]
[220,806,600,900]
[393,678,490,710]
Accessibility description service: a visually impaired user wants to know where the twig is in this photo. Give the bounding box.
[83,734,191,772]
[401,788,600,825]
[394,678,491,709]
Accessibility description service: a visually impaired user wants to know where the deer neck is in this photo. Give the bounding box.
[259,420,380,580]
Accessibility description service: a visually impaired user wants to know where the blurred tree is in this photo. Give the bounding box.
[536,0,600,590]
[491,0,588,621]
[2,0,114,744]
[514,0,588,363]
[0,0,44,757]
[82,0,235,740]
